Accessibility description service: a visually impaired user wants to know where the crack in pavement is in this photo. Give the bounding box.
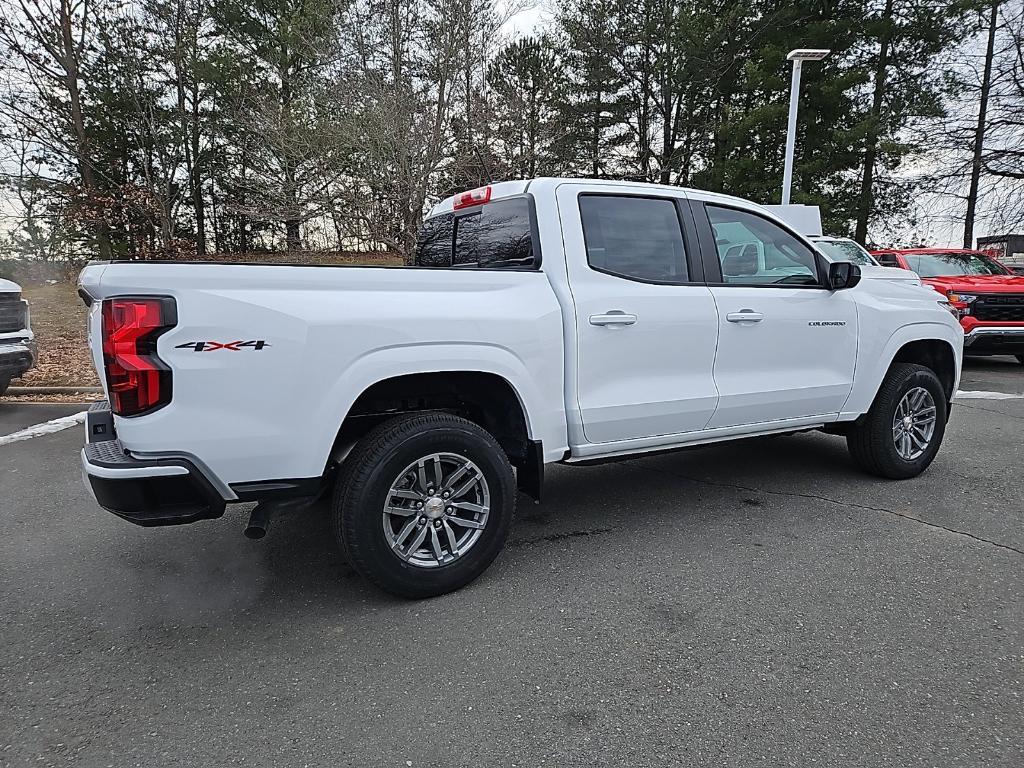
[627,461,1024,558]
[509,527,616,549]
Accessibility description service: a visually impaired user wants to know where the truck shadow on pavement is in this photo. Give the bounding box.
[101,430,862,629]
[258,430,856,594]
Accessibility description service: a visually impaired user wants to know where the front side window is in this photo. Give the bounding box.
[902,252,1010,278]
[579,195,688,282]
[706,205,819,286]
[415,197,535,269]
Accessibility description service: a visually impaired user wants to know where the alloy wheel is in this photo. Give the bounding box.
[892,386,937,461]
[382,452,490,568]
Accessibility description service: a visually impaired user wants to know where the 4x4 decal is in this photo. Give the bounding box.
[175,340,270,352]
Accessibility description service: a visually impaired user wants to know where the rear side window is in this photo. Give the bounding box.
[415,197,535,269]
[579,195,688,282]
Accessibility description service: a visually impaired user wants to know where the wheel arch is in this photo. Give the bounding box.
[890,338,957,402]
[842,323,961,419]
[318,353,548,499]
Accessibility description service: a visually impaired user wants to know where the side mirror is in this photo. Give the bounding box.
[827,261,861,291]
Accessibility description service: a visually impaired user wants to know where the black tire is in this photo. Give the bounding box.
[1016,355,1024,366]
[0,377,9,397]
[333,412,516,599]
[846,363,947,479]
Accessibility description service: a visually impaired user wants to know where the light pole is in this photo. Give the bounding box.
[781,48,830,205]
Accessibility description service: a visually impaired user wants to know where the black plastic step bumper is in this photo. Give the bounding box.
[0,339,37,379]
[82,404,225,526]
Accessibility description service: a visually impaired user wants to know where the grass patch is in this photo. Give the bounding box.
[18,282,99,388]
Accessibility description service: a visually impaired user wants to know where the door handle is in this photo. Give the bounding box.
[726,310,764,323]
[589,311,638,327]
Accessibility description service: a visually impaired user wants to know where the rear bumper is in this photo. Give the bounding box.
[81,402,226,526]
[0,338,37,379]
[963,326,1024,355]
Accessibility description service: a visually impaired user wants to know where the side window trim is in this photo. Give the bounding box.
[577,192,698,286]
[693,200,827,289]
[676,197,706,283]
[689,199,724,283]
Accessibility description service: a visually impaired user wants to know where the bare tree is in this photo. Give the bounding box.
[983,0,1024,229]
[0,0,114,257]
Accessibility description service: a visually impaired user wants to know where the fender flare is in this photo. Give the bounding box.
[308,342,552,472]
[840,321,962,419]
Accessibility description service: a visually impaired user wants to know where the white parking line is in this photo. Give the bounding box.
[0,412,86,447]
[955,390,1024,400]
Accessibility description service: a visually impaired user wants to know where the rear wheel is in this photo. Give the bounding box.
[846,363,947,479]
[333,412,515,598]
[0,377,10,397]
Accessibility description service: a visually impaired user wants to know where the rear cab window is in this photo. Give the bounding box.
[415,197,537,269]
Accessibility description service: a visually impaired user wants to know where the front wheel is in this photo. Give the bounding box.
[846,363,948,479]
[333,412,516,598]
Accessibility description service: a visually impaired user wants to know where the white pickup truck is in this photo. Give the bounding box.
[79,179,963,598]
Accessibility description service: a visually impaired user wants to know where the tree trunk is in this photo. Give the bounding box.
[59,0,113,259]
[286,218,301,251]
[191,79,207,255]
[855,0,895,245]
[193,169,206,255]
[660,75,672,184]
[964,0,1000,248]
[238,148,249,253]
[592,81,602,177]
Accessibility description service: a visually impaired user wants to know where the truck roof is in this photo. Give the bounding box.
[428,178,764,219]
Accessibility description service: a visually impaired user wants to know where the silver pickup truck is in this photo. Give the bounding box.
[0,277,37,396]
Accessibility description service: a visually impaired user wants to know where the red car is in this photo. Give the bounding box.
[871,248,1024,365]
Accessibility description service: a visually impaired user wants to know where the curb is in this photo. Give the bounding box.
[7,386,103,395]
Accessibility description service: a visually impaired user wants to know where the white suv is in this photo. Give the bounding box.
[0,277,36,396]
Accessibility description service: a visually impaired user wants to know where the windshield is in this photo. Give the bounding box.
[814,239,876,266]
[902,252,1010,278]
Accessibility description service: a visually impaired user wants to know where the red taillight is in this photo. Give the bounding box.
[101,297,176,416]
[453,186,491,210]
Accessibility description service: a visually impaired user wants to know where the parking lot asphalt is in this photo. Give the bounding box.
[0,402,89,436]
[1,359,1022,767]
